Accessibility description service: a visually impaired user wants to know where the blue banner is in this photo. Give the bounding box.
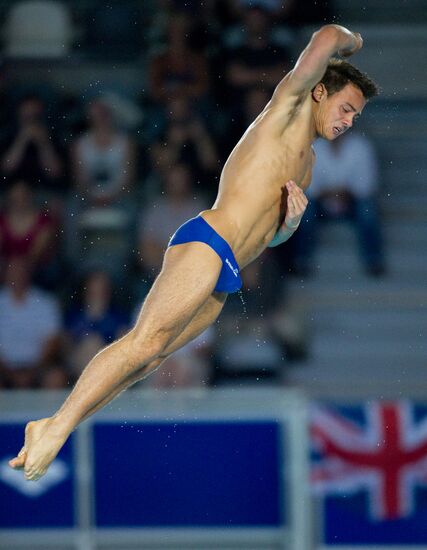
[94,420,283,527]
[0,423,75,528]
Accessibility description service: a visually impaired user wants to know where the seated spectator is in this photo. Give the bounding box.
[293,132,386,277]
[213,252,296,385]
[0,257,63,389]
[65,270,129,379]
[0,179,60,288]
[71,96,136,207]
[149,97,219,198]
[137,163,208,295]
[224,4,291,108]
[0,94,63,195]
[148,12,209,106]
[148,0,214,54]
[67,96,137,273]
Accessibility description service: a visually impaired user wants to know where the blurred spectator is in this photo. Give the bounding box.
[224,4,291,108]
[149,97,219,197]
[293,132,386,277]
[67,96,137,275]
[148,12,209,106]
[0,257,62,388]
[71,96,136,207]
[214,253,298,385]
[137,163,208,295]
[65,270,129,379]
[0,94,63,194]
[150,0,215,52]
[0,180,60,289]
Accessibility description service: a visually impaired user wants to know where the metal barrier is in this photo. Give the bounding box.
[0,388,311,550]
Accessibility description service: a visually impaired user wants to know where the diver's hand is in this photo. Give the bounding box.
[284,180,308,229]
[338,31,363,57]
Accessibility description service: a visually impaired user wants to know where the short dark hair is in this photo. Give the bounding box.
[319,58,379,100]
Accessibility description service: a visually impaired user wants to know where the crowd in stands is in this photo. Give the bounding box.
[0,0,384,391]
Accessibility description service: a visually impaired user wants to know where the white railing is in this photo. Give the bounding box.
[0,388,312,550]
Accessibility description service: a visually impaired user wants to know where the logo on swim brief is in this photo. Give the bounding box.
[225,258,239,277]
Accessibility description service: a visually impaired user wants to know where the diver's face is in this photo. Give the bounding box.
[315,83,366,140]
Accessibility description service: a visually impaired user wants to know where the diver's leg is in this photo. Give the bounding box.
[10,242,223,480]
[78,291,227,422]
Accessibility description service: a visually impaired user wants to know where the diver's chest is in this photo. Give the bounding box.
[277,144,312,186]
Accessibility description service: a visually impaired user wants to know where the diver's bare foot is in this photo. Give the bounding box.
[8,417,68,481]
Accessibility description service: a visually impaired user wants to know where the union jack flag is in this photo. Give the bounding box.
[311,401,427,522]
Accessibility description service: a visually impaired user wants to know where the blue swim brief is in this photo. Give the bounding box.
[168,215,242,294]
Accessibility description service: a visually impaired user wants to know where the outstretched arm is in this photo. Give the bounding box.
[272,24,363,102]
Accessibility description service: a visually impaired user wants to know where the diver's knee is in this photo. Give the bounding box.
[128,327,171,365]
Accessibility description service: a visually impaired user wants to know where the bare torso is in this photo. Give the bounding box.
[201,89,315,268]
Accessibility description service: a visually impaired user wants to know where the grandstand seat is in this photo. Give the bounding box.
[3,0,74,58]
